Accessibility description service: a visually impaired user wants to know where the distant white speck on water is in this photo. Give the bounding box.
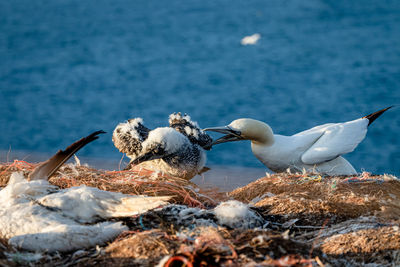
[241,33,261,45]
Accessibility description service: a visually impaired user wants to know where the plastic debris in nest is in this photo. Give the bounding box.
[0,160,38,186]
[92,203,266,266]
[163,226,238,267]
[300,216,400,266]
[289,174,325,185]
[127,201,266,233]
[270,171,396,186]
[341,171,385,184]
[162,227,322,267]
[230,171,400,224]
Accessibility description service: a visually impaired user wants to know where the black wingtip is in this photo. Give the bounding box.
[363,106,393,126]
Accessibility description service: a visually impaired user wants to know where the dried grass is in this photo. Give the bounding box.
[0,161,223,207]
[0,160,36,186]
[1,162,399,266]
[81,230,180,266]
[230,172,400,223]
[321,226,400,254]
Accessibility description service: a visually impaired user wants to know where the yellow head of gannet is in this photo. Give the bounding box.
[205,118,274,147]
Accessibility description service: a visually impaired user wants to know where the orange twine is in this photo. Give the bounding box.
[0,160,36,176]
[164,254,194,267]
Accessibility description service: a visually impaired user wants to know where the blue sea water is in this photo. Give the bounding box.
[0,0,399,175]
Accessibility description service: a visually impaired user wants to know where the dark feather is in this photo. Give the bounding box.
[169,112,213,150]
[28,130,105,181]
[112,119,151,157]
[363,106,393,126]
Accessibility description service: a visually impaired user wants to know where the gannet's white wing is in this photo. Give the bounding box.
[0,131,172,253]
[9,222,127,252]
[1,175,170,252]
[300,118,369,165]
[294,123,336,137]
[38,186,171,223]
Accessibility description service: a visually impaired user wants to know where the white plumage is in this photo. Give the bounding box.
[0,173,168,252]
[251,118,367,175]
[0,131,170,252]
[142,127,190,156]
[296,119,368,165]
[205,107,392,175]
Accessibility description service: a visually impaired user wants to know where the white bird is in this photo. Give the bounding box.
[0,131,170,252]
[204,107,392,176]
[241,33,261,45]
[112,113,212,179]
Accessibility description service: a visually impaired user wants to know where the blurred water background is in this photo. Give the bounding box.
[1,0,399,179]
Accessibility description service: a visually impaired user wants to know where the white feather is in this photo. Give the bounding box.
[213,200,263,229]
[0,172,170,252]
[300,118,368,164]
[9,222,127,252]
[142,127,189,154]
[38,186,170,223]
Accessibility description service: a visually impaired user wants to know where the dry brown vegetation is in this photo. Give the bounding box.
[230,172,400,223]
[0,160,399,266]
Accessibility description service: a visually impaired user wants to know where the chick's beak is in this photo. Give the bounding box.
[203,126,243,146]
[124,152,163,170]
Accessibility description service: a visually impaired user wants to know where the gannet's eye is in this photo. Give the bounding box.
[227,126,241,137]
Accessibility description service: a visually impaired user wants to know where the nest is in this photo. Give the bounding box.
[1,161,399,266]
[0,160,223,208]
[230,172,400,224]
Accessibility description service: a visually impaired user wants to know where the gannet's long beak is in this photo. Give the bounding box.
[203,126,243,146]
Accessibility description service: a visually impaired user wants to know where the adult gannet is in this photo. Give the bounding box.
[112,113,213,179]
[204,107,392,176]
[0,131,170,252]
